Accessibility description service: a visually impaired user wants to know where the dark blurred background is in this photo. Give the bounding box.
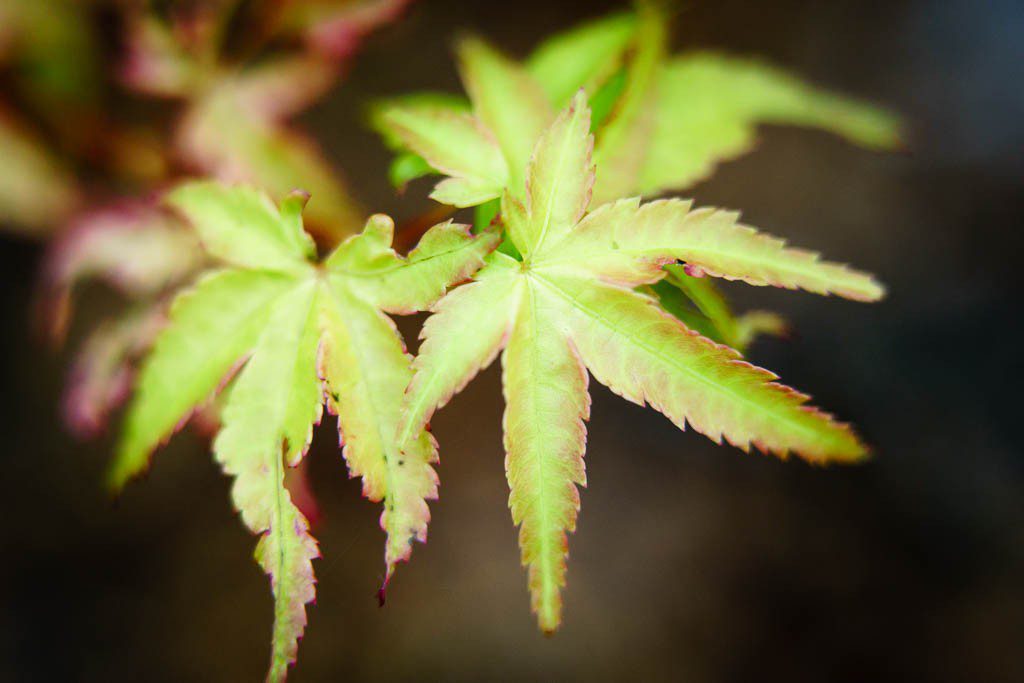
[2,0,1022,681]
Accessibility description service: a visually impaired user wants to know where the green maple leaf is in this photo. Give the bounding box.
[371,3,900,208]
[395,92,883,633]
[623,49,904,199]
[372,35,555,208]
[111,182,496,681]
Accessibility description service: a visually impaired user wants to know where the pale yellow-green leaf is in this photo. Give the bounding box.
[318,211,493,581]
[166,182,312,273]
[372,6,900,216]
[638,52,903,195]
[546,197,885,300]
[536,273,866,462]
[318,282,437,581]
[397,252,522,447]
[324,214,499,314]
[502,279,589,632]
[111,269,294,489]
[518,90,594,258]
[114,183,497,677]
[429,176,503,208]
[400,97,878,632]
[379,105,507,204]
[456,36,553,193]
[213,281,322,682]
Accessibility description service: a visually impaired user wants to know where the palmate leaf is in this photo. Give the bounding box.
[371,4,899,209]
[397,93,882,632]
[375,36,553,205]
[113,181,496,680]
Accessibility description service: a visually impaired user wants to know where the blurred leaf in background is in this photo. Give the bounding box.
[0,0,410,445]
[0,0,102,234]
[119,1,393,240]
[0,0,102,142]
[0,107,81,236]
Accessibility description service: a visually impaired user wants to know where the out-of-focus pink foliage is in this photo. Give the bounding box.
[273,0,412,59]
[42,203,204,342]
[36,0,410,439]
[39,202,204,439]
[62,306,168,440]
[119,1,413,236]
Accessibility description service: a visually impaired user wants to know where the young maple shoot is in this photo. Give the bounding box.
[110,182,496,681]
[395,91,883,633]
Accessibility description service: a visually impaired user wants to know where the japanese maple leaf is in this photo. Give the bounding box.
[395,92,884,633]
[111,182,496,681]
[374,35,552,207]
[372,4,899,208]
